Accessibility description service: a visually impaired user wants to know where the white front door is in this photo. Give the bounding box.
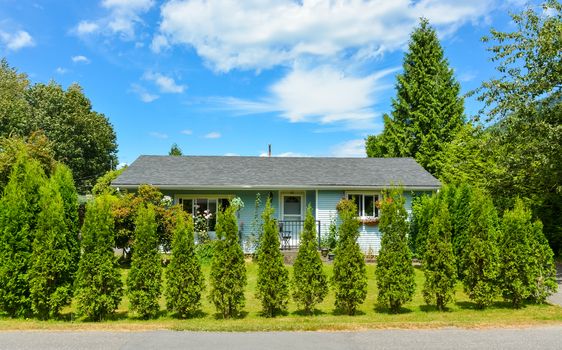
[282,194,303,221]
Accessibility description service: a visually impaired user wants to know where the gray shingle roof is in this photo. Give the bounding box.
[112,155,440,190]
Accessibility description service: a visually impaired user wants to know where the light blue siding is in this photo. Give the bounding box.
[161,188,427,254]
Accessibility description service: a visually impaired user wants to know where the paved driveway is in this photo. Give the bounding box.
[1,327,562,350]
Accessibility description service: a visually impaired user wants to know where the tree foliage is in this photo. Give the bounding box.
[528,219,558,303]
[332,199,367,315]
[0,60,118,191]
[461,189,500,309]
[0,152,46,317]
[74,195,123,321]
[29,176,73,319]
[366,18,464,176]
[422,202,457,311]
[375,189,415,313]
[168,143,183,156]
[471,0,562,255]
[127,204,162,319]
[255,199,290,317]
[209,205,246,318]
[292,205,328,314]
[92,167,126,196]
[165,211,205,318]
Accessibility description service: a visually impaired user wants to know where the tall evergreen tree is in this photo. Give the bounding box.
[461,189,500,309]
[51,164,80,280]
[451,183,473,278]
[375,189,416,313]
[168,143,183,156]
[74,195,123,321]
[499,199,536,307]
[292,205,328,314]
[127,204,162,319]
[165,211,204,317]
[255,199,290,317]
[332,199,367,315]
[528,220,558,303]
[422,202,457,311]
[0,152,46,317]
[29,177,73,319]
[209,205,246,318]
[366,18,464,176]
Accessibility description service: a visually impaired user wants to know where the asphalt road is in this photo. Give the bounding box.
[1,327,561,350]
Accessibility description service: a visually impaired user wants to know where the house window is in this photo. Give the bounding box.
[346,193,379,217]
[178,196,231,231]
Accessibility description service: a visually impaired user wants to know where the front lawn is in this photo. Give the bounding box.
[1,262,561,331]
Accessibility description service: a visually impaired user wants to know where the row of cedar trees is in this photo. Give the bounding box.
[0,152,557,319]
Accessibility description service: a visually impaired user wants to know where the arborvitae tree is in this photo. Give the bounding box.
[292,205,328,314]
[375,189,415,313]
[74,195,123,321]
[365,18,464,176]
[168,143,183,156]
[528,220,558,303]
[422,202,457,310]
[29,177,73,319]
[51,164,80,280]
[127,204,162,319]
[165,211,204,317]
[410,194,438,257]
[255,199,290,317]
[451,183,473,278]
[461,189,500,309]
[332,199,367,315]
[0,152,46,317]
[209,204,246,318]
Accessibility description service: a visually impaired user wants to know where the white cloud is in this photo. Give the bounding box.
[55,67,68,74]
[149,131,168,139]
[143,71,186,93]
[71,55,90,63]
[330,139,366,157]
[75,20,99,35]
[156,0,494,72]
[74,0,154,39]
[224,152,239,156]
[130,83,159,102]
[0,30,34,51]
[204,132,221,139]
[150,34,169,53]
[217,65,397,131]
[180,129,192,135]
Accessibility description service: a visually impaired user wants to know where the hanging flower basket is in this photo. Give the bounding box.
[359,216,379,226]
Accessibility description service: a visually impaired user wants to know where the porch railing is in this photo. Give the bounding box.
[278,220,321,250]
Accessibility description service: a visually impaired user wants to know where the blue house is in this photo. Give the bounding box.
[112,156,440,253]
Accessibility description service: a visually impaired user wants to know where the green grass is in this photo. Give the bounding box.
[1,262,561,331]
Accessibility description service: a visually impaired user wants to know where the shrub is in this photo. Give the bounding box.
[332,199,367,315]
[209,205,246,318]
[375,189,415,313]
[0,152,46,317]
[451,183,473,278]
[74,195,123,321]
[127,204,162,319]
[165,211,205,317]
[29,177,73,319]
[292,205,328,314]
[255,199,290,317]
[461,189,500,309]
[422,202,457,311]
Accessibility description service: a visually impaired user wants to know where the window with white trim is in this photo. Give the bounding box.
[178,196,231,231]
[346,193,380,217]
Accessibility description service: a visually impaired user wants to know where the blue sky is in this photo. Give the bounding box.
[0,0,534,166]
